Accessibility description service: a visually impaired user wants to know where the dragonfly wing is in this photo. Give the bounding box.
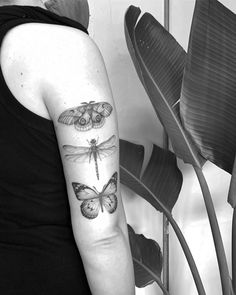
[81,198,101,219]
[98,146,117,160]
[102,194,118,214]
[97,135,116,149]
[63,145,90,153]
[65,152,90,163]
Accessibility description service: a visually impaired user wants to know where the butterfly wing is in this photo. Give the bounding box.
[58,106,84,125]
[72,183,98,200]
[99,172,118,214]
[81,198,101,219]
[72,183,101,219]
[102,172,118,196]
[102,194,118,214]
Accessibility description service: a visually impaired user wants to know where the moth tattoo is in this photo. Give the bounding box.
[63,135,117,180]
[58,101,113,131]
[72,172,118,219]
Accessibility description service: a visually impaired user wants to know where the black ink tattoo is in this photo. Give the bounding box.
[72,172,118,219]
[63,135,117,180]
[58,101,113,131]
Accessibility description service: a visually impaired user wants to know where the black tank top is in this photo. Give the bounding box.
[0,5,91,295]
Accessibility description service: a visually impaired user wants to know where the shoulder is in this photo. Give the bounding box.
[0,23,107,118]
[1,22,98,63]
[1,21,106,94]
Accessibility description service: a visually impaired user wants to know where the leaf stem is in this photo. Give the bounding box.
[121,166,206,295]
[133,257,170,295]
[163,215,169,291]
[194,166,231,295]
[162,118,170,292]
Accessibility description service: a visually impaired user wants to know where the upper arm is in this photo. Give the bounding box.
[41,29,125,246]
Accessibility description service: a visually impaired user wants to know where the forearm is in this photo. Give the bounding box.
[78,227,135,295]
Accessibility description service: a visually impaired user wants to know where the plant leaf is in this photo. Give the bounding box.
[180,0,236,174]
[228,155,236,208]
[121,141,206,295]
[120,139,183,212]
[125,6,205,167]
[128,224,166,291]
[124,6,144,85]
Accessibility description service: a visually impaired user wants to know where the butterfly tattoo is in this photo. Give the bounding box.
[72,172,118,219]
[58,101,113,131]
[63,135,117,180]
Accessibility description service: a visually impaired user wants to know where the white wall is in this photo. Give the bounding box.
[88,1,234,294]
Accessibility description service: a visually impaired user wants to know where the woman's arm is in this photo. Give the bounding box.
[42,27,135,295]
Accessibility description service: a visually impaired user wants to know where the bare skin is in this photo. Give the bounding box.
[0,1,135,294]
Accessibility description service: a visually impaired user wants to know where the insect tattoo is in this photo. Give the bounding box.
[72,172,118,220]
[58,101,113,131]
[63,135,117,180]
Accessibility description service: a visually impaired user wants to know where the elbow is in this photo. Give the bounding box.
[92,226,124,249]
[78,225,131,272]
[76,225,127,254]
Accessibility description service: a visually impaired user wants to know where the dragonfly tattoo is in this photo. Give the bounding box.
[63,135,117,180]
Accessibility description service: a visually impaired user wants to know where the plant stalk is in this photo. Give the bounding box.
[133,257,170,295]
[164,0,170,31]
[162,215,169,291]
[163,0,170,290]
[121,167,206,295]
[194,166,231,295]
[162,131,170,292]
[157,196,205,295]
[233,208,236,294]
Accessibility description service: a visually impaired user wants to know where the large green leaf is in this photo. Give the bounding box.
[125,6,205,168]
[180,0,236,174]
[119,139,182,212]
[127,225,170,293]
